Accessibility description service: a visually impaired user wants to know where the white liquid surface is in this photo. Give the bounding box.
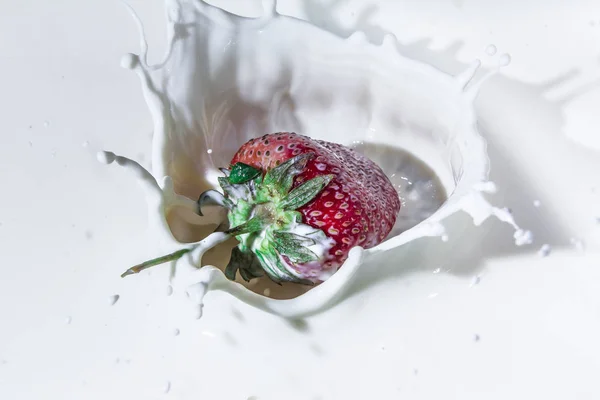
[2,1,600,399]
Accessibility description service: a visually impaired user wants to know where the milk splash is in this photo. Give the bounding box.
[100,0,530,319]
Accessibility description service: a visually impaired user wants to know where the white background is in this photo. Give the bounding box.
[1,1,600,399]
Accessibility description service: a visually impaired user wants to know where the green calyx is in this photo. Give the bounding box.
[197,152,334,284]
[229,162,261,184]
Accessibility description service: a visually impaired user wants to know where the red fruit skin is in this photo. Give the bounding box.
[229,133,401,273]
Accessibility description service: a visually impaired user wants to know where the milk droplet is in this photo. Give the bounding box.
[207,148,213,154]
[84,230,93,240]
[432,268,441,274]
[470,275,481,286]
[43,120,50,128]
[570,237,585,252]
[108,294,120,306]
[513,229,533,246]
[485,44,497,56]
[474,334,480,342]
[82,141,89,148]
[263,288,271,297]
[163,381,171,394]
[65,316,72,324]
[173,328,180,336]
[97,151,116,164]
[441,234,449,242]
[28,141,33,147]
[538,244,551,257]
[498,53,512,67]
[166,285,174,296]
[120,53,139,69]
[533,200,541,207]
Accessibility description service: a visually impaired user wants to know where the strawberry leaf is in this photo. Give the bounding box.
[272,231,320,264]
[218,176,237,198]
[229,162,261,184]
[218,176,251,201]
[254,249,285,284]
[279,174,334,210]
[272,231,316,247]
[254,248,315,285]
[224,246,264,282]
[263,153,314,196]
[276,243,319,264]
[272,231,319,263]
[226,216,266,236]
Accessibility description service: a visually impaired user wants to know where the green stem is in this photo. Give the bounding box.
[121,248,191,278]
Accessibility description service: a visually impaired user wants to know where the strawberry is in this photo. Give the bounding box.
[122,133,400,285]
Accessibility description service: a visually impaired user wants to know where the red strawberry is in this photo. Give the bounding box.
[199,132,401,283]
[122,133,400,285]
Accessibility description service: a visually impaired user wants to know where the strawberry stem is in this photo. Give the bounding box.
[121,232,231,279]
[121,248,191,278]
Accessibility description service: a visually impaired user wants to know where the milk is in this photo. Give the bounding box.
[100,0,529,319]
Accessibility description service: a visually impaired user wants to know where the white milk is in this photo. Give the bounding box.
[100,0,530,319]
